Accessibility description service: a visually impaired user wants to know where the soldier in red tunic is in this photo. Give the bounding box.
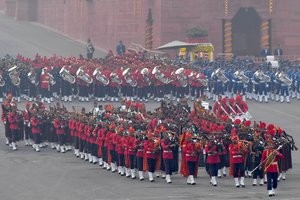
[39,67,51,103]
[30,108,42,152]
[180,133,202,185]
[229,135,248,187]
[53,113,67,153]
[261,140,284,196]
[23,101,32,146]
[161,132,175,183]
[205,140,221,186]
[8,103,19,151]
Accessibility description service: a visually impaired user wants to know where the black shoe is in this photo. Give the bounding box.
[241,185,245,188]
[236,185,240,188]
[191,182,196,185]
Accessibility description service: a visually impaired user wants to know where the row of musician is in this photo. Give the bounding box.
[1,61,298,89]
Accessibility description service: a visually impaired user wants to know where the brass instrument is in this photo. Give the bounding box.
[0,74,5,87]
[251,145,283,173]
[110,72,123,85]
[175,67,188,87]
[212,68,228,84]
[48,72,56,85]
[141,68,151,86]
[76,66,93,84]
[8,65,21,86]
[196,73,208,86]
[122,68,137,87]
[152,66,173,84]
[275,72,292,86]
[254,70,271,82]
[93,68,109,85]
[234,70,249,84]
[28,70,38,85]
[59,66,76,84]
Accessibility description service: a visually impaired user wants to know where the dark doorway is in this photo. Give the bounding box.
[232,7,261,56]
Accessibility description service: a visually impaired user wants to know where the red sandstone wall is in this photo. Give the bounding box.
[3,0,300,56]
[35,0,162,52]
[0,0,5,10]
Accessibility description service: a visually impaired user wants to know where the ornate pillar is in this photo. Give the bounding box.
[223,19,232,56]
[260,19,270,50]
[145,9,153,50]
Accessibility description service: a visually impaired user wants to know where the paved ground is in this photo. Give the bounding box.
[0,13,300,200]
[0,14,106,59]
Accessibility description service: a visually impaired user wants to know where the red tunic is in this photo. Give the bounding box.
[135,139,144,157]
[161,139,174,159]
[229,143,248,163]
[40,73,50,89]
[30,117,41,134]
[144,139,159,159]
[53,118,65,135]
[8,112,18,130]
[182,141,201,162]
[205,143,221,164]
[261,149,284,173]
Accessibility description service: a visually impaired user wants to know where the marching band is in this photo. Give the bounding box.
[1,91,296,197]
[0,51,300,104]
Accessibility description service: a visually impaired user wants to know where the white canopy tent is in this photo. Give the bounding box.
[155,40,196,50]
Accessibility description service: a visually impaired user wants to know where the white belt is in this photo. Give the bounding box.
[270,162,278,166]
[146,151,154,154]
[233,155,242,158]
[138,149,144,152]
[186,154,195,156]
[163,150,172,153]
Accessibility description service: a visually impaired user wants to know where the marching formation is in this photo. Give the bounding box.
[0,51,300,105]
[2,92,296,197]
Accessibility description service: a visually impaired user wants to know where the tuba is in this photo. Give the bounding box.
[93,68,109,85]
[27,70,39,85]
[196,73,208,86]
[122,68,137,87]
[0,74,5,87]
[275,72,292,86]
[212,68,229,84]
[76,66,93,84]
[175,68,188,87]
[8,65,21,86]
[141,68,151,86]
[48,72,56,85]
[254,70,271,82]
[152,66,173,84]
[234,70,249,84]
[59,66,76,84]
[110,72,123,85]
